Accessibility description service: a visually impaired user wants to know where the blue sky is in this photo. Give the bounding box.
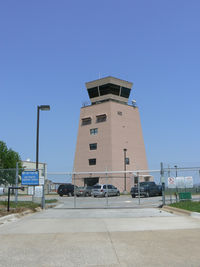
[0,0,200,172]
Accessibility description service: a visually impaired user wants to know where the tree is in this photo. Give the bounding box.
[0,141,22,185]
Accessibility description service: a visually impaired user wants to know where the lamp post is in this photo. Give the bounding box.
[123,148,127,193]
[36,105,50,171]
[174,165,178,177]
[36,105,50,210]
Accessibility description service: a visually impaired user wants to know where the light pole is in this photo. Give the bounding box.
[36,105,50,171]
[36,105,50,210]
[123,148,127,193]
[174,165,178,177]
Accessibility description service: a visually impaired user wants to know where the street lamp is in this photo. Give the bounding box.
[123,148,127,192]
[174,165,178,177]
[36,105,50,171]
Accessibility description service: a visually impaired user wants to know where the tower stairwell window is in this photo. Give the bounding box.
[82,117,91,126]
[90,128,98,135]
[89,158,96,165]
[89,143,97,150]
[96,114,107,123]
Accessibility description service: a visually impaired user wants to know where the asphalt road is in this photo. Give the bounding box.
[0,196,200,266]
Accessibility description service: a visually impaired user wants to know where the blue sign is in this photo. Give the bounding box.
[21,171,39,185]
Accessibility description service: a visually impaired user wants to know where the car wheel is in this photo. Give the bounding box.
[59,194,63,197]
[146,192,150,197]
[85,193,89,197]
[131,194,135,198]
[117,192,120,196]
[68,192,72,197]
[105,192,108,197]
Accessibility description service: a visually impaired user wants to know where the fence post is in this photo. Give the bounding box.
[199,170,200,202]
[160,162,165,205]
[73,172,76,208]
[137,172,140,205]
[168,165,172,204]
[106,169,108,207]
[15,162,19,204]
[41,164,46,209]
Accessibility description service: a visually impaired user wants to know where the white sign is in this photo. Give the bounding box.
[28,186,34,195]
[34,186,43,197]
[39,177,45,185]
[168,177,176,188]
[176,177,185,188]
[167,176,193,189]
[185,176,193,188]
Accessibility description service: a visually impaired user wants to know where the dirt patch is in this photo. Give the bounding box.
[0,205,37,218]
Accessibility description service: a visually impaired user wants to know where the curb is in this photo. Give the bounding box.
[0,209,39,225]
[161,205,200,218]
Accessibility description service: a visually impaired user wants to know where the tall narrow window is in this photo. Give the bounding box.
[82,117,91,126]
[89,158,96,165]
[96,114,106,123]
[90,128,98,135]
[125,158,130,165]
[89,143,97,150]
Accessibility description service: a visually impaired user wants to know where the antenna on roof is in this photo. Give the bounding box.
[131,99,137,107]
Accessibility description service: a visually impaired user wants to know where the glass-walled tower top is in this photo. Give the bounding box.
[85,76,133,105]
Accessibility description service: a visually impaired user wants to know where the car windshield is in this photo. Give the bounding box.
[140,182,150,186]
[93,185,101,189]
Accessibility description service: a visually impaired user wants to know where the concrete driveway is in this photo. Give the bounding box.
[0,200,200,266]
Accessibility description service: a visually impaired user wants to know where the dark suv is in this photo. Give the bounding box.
[130,182,161,198]
[57,184,77,197]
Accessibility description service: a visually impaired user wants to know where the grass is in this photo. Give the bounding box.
[169,201,200,213]
[0,200,40,209]
[0,201,41,217]
[45,199,58,203]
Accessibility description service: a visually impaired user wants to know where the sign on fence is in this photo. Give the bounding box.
[176,177,185,188]
[185,176,193,188]
[168,176,193,188]
[21,171,39,186]
[28,186,34,195]
[34,186,43,197]
[168,177,176,188]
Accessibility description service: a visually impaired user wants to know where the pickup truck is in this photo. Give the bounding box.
[130,182,162,198]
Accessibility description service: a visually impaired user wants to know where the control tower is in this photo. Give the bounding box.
[73,76,150,191]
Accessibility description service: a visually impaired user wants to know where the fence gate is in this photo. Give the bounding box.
[47,170,164,209]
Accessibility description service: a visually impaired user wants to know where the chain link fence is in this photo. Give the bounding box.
[1,164,200,208]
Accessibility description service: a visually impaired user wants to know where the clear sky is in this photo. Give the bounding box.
[0,0,200,173]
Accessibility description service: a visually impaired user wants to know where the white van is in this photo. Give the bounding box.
[91,184,120,197]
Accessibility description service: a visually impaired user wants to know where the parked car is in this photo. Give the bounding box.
[76,186,93,197]
[130,182,161,198]
[0,187,5,196]
[57,184,78,197]
[91,184,120,197]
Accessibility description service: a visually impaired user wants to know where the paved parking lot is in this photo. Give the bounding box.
[54,195,163,209]
[1,193,200,209]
